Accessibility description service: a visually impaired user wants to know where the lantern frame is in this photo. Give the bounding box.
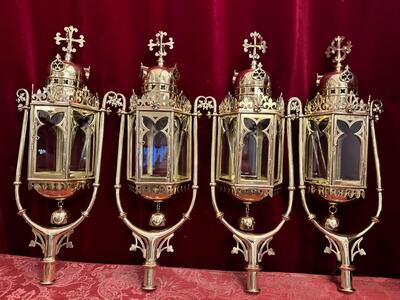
[14,25,108,285]
[216,94,285,202]
[127,94,193,200]
[303,92,370,202]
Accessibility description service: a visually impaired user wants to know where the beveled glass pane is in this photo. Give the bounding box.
[220,117,237,180]
[70,112,94,172]
[70,128,86,171]
[274,120,281,180]
[261,134,269,178]
[130,116,136,179]
[336,120,362,180]
[240,117,270,181]
[142,116,169,177]
[307,118,328,179]
[36,126,58,172]
[173,115,189,179]
[178,132,187,176]
[220,132,230,176]
[241,133,257,178]
[36,111,64,172]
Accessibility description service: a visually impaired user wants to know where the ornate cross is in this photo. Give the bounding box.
[54,26,85,61]
[243,32,267,69]
[148,31,174,67]
[325,36,352,71]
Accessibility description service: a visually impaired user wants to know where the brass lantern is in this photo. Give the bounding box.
[206,32,298,294]
[294,36,383,293]
[14,26,108,284]
[106,31,199,291]
[128,31,192,226]
[216,33,285,231]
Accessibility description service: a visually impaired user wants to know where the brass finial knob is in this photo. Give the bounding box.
[148,31,174,67]
[54,25,85,62]
[325,36,352,71]
[243,31,267,69]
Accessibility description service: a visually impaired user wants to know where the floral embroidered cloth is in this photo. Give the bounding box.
[0,254,398,299]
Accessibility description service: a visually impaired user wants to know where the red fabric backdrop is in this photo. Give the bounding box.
[0,0,399,278]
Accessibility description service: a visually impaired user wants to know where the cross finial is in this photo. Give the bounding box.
[148,31,174,67]
[325,36,352,71]
[243,32,267,69]
[54,26,85,62]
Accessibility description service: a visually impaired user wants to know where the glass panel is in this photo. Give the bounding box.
[336,120,362,180]
[70,111,94,172]
[36,111,64,172]
[70,128,86,171]
[307,118,329,179]
[220,132,230,176]
[173,115,189,179]
[241,133,257,178]
[274,119,281,180]
[130,115,136,179]
[142,116,169,177]
[261,134,269,178]
[220,117,237,180]
[241,117,270,180]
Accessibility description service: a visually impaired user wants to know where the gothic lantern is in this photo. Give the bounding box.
[206,32,297,294]
[14,26,107,284]
[216,32,285,231]
[107,31,199,291]
[128,31,192,227]
[295,36,383,293]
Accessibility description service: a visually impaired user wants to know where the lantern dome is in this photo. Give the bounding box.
[233,64,272,99]
[317,66,358,97]
[48,54,89,90]
[140,64,179,97]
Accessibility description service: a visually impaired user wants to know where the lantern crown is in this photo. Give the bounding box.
[42,25,98,108]
[136,31,190,113]
[306,36,367,115]
[141,31,178,97]
[232,32,272,104]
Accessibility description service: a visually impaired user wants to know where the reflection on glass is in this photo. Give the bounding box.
[241,118,270,180]
[142,116,169,177]
[336,120,362,180]
[307,118,329,179]
[220,117,237,180]
[36,111,64,172]
[70,111,94,172]
[173,115,189,179]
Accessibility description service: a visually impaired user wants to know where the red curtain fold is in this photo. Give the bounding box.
[0,0,399,278]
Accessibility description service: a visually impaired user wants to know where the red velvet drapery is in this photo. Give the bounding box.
[0,0,399,278]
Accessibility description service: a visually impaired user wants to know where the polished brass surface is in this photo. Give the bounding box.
[206,32,297,293]
[108,31,199,291]
[295,36,383,293]
[14,26,107,285]
[216,33,285,207]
